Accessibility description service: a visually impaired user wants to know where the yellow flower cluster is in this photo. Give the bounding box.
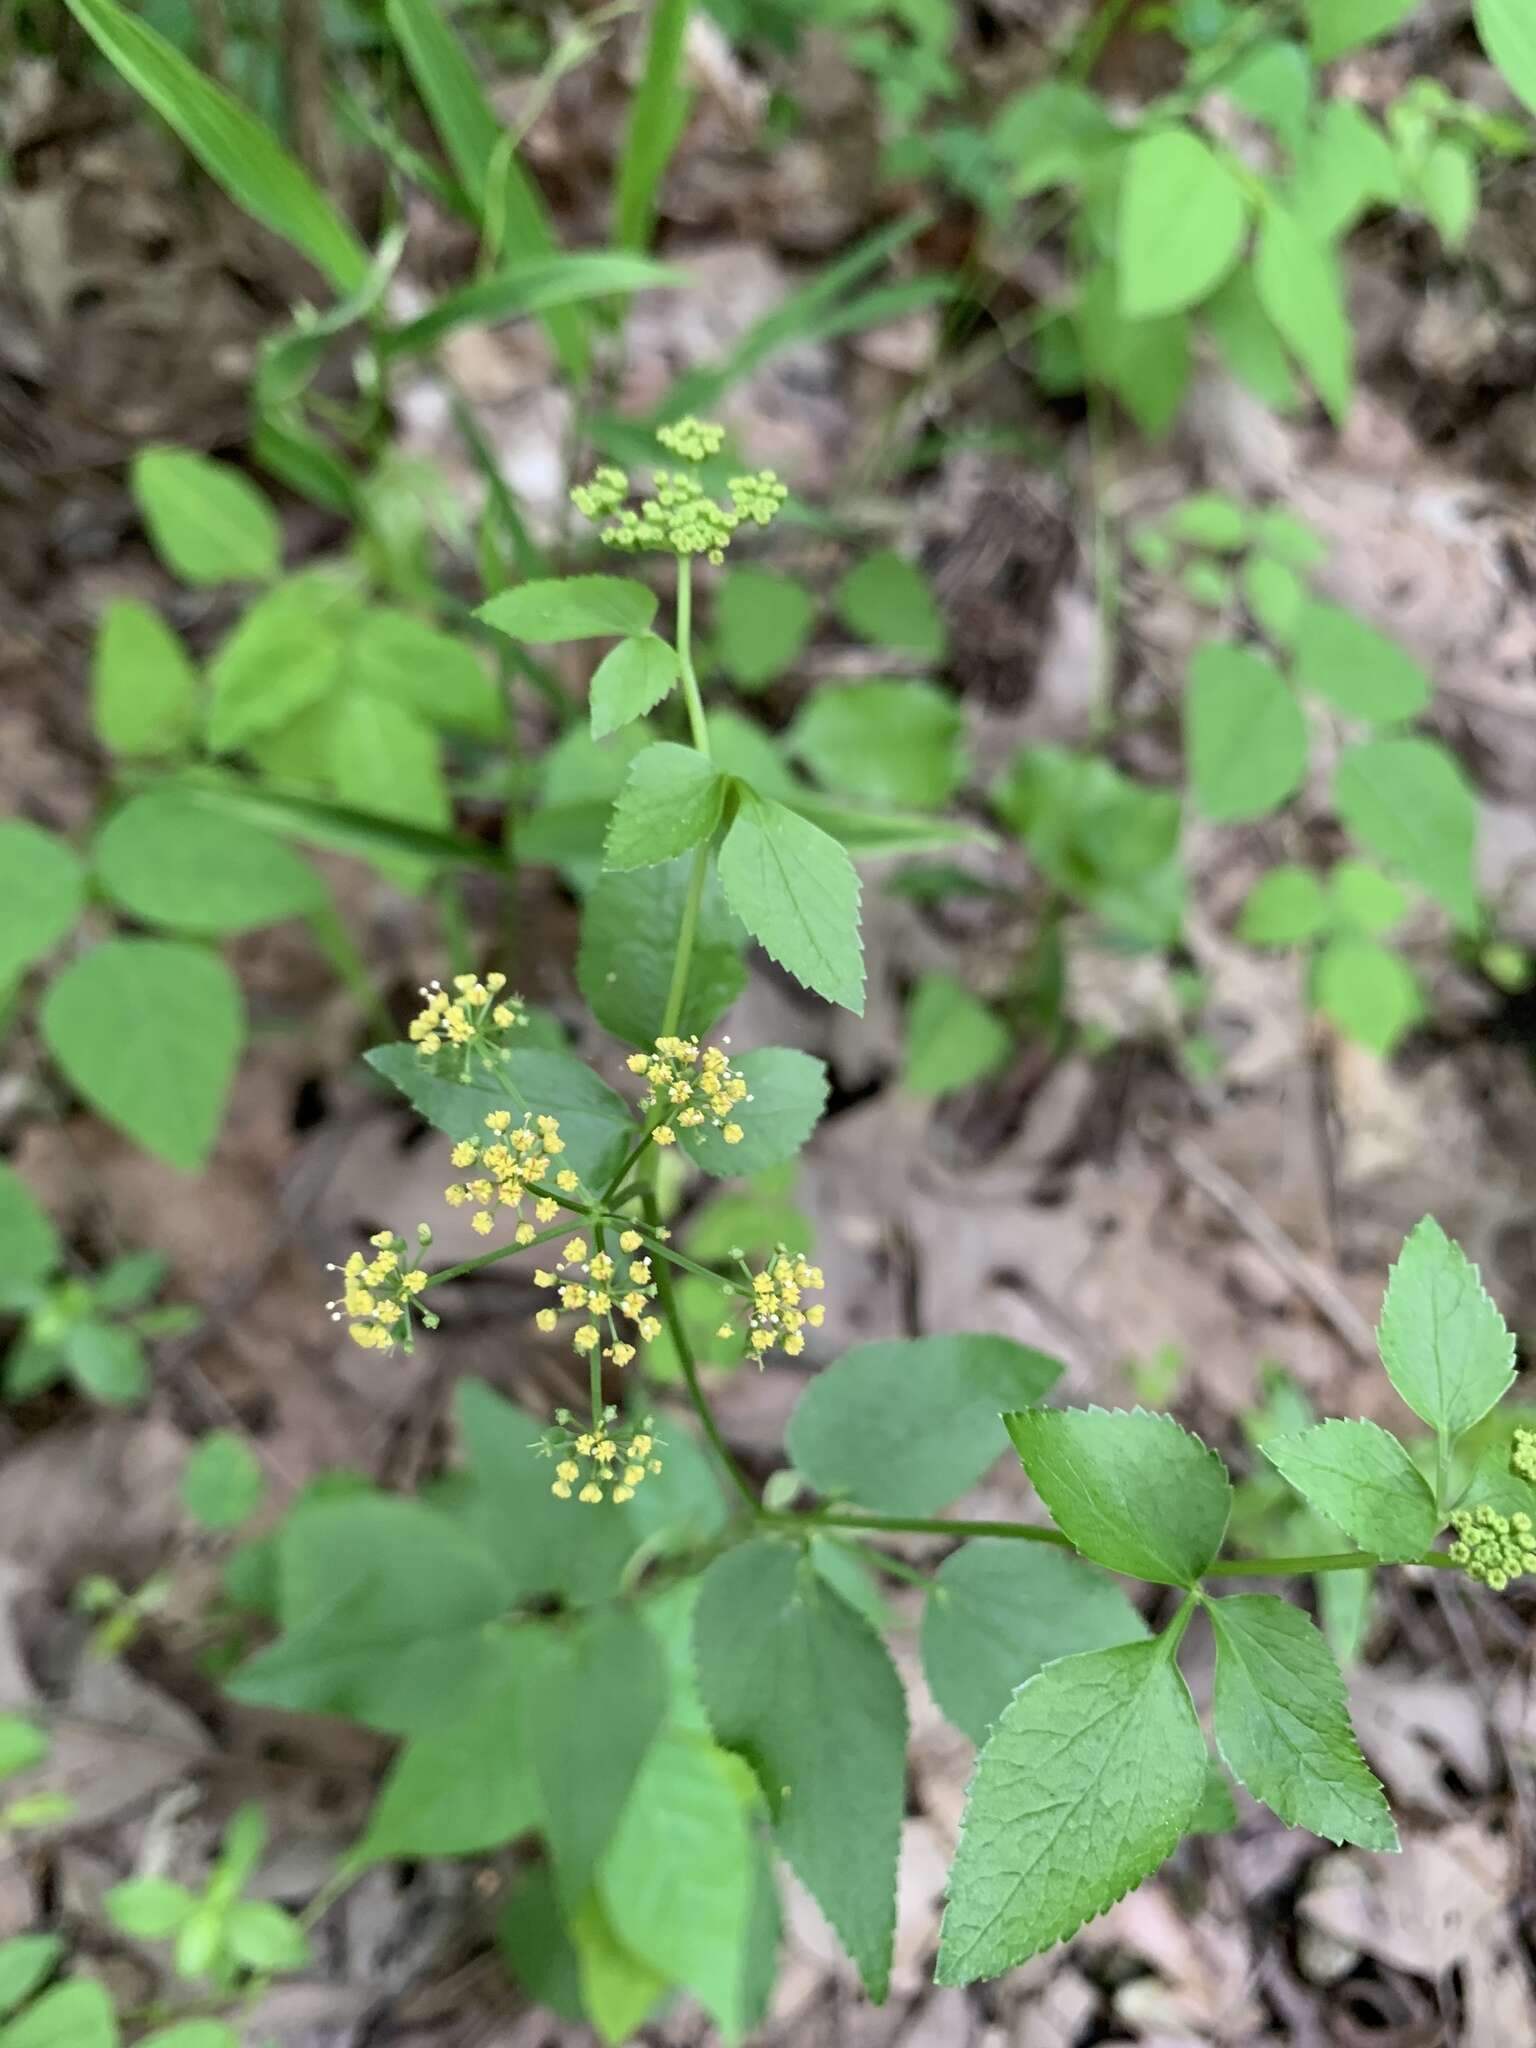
[569,418,787,566]
[625,1034,748,1148]
[719,1248,825,1362]
[1448,1503,1536,1591]
[326,1230,433,1353]
[444,1111,578,1237]
[532,1229,662,1367]
[409,973,526,1067]
[1512,1427,1536,1487]
[542,1405,664,1505]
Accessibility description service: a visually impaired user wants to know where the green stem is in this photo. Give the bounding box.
[660,843,710,1039]
[647,1193,758,1513]
[674,554,711,757]
[762,1508,1073,1549]
[1207,1550,1457,1578]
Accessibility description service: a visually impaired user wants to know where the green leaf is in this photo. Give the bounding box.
[1204,267,1300,412]
[1292,100,1402,238]
[570,1894,668,2045]
[1476,0,1536,119]
[103,1876,195,1939]
[131,448,280,586]
[589,635,680,740]
[63,1322,147,1405]
[477,576,656,643]
[1292,602,1430,724]
[789,1335,1062,1515]
[678,1047,827,1177]
[497,1868,584,2023]
[381,254,678,361]
[1209,1593,1397,1847]
[182,1430,265,1530]
[693,1540,906,2000]
[1307,0,1417,63]
[0,1167,57,1294]
[1329,860,1408,935]
[0,1939,62,2021]
[599,1730,757,2038]
[93,793,320,936]
[1311,935,1422,1055]
[789,680,965,811]
[1254,508,1329,569]
[1263,1419,1438,1560]
[713,568,817,689]
[832,552,946,658]
[1186,643,1307,822]
[1167,492,1250,551]
[347,609,502,737]
[1189,1763,1241,1835]
[41,940,243,1170]
[991,79,1119,194]
[718,791,864,1014]
[1077,266,1191,437]
[526,1606,667,1906]
[224,1900,309,1974]
[1244,556,1306,642]
[1225,37,1313,152]
[206,574,350,753]
[1333,737,1478,929]
[137,2025,240,2048]
[0,823,83,988]
[1417,138,1478,250]
[0,1717,48,1781]
[787,794,991,860]
[1377,1215,1515,1438]
[1006,1407,1232,1586]
[935,1638,1207,1984]
[355,1657,543,1862]
[921,1541,1148,1745]
[1253,203,1352,422]
[604,744,726,870]
[902,973,1011,1097]
[577,858,745,1047]
[1237,865,1328,947]
[327,693,450,850]
[92,600,199,757]
[65,0,366,292]
[1118,129,1248,318]
[614,0,691,251]
[0,1979,118,2048]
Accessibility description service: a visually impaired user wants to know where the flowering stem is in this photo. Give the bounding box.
[674,554,711,757]
[661,843,711,1041]
[1206,1549,1457,1577]
[646,1192,758,1512]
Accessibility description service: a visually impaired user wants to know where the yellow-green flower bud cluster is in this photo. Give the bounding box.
[1448,1503,1536,1591]
[540,1405,664,1505]
[327,1229,434,1353]
[1511,1427,1536,1486]
[569,418,786,565]
[409,972,526,1070]
[625,1034,748,1147]
[718,1247,825,1363]
[444,1111,577,1238]
[532,1229,663,1367]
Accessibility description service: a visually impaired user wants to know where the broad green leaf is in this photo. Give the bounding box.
[103,1876,195,1938]
[1204,267,1300,412]
[138,2023,240,2048]
[788,679,965,811]
[705,707,799,800]
[0,1938,62,2021]
[1118,129,1247,319]
[677,1047,827,1177]
[526,1606,667,1907]
[0,1717,47,1780]
[1167,492,1250,551]
[599,1730,757,2038]
[1186,643,1307,822]
[1190,1764,1241,1835]
[1237,865,1328,947]
[347,609,502,737]
[713,567,816,689]
[1476,0,1536,120]
[92,600,199,757]
[327,694,450,848]
[1264,1419,1437,1560]
[995,743,1184,946]
[1333,738,1478,929]
[477,576,656,643]
[1076,265,1191,437]
[1292,101,1402,238]
[1006,1407,1231,1586]
[1255,508,1329,569]
[833,552,946,658]
[577,858,745,1047]
[1253,204,1352,422]
[93,793,320,935]
[0,823,83,988]
[1209,1593,1397,1848]
[1244,556,1306,642]
[1377,1216,1515,1438]
[63,1322,147,1404]
[1311,935,1422,1055]
[498,1868,584,2023]
[181,1430,265,1530]
[604,744,725,870]
[693,1540,906,1999]
[153,772,491,877]
[718,791,865,1014]
[65,0,367,292]
[935,1638,1207,1984]
[1417,139,1478,250]
[902,973,1011,1097]
[0,1167,57,1294]
[41,940,243,1169]
[570,1894,668,2045]
[1225,37,1313,152]
[788,793,991,860]
[224,1900,309,1973]
[1329,860,1408,935]
[206,574,350,752]
[131,448,280,586]
[991,79,1119,195]
[921,1541,1148,1744]
[1183,560,1234,609]
[0,1979,118,2048]
[1307,0,1417,63]
[789,1335,1062,1515]
[1292,602,1430,724]
[589,635,680,739]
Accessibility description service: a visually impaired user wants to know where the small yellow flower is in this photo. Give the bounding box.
[579,1484,603,1505]
[619,1229,644,1253]
[724,1246,828,1367]
[326,1231,435,1354]
[409,976,528,1070]
[653,1125,676,1147]
[536,1309,559,1333]
[573,1325,601,1353]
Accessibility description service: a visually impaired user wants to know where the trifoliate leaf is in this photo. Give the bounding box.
[1377,1216,1515,1438]
[1263,1419,1438,1560]
[604,743,726,870]
[476,575,657,642]
[718,791,864,1014]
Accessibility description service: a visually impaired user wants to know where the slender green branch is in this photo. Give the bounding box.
[761,1508,1073,1550]
[1207,1549,1457,1578]
[660,843,710,1039]
[673,555,712,757]
[646,1193,758,1513]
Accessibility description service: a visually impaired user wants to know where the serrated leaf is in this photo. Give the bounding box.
[1263,1419,1438,1560]
[589,635,680,739]
[713,567,816,689]
[1292,602,1430,724]
[0,822,84,987]
[604,743,725,870]
[1119,129,1247,319]
[693,1540,905,1999]
[921,1541,1148,1744]
[477,576,656,643]
[1311,935,1422,1055]
[1237,865,1328,947]
[1377,1216,1515,1438]
[789,1335,1062,1515]
[1253,203,1352,422]
[936,1638,1207,1984]
[902,973,1011,1097]
[718,791,864,1014]
[578,858,745,1047]
[833,552,945,657]
[181,1430,265,1530]
[92,599,199,757]
[788,680,965,812]
[677,1047,826,1176]
[1333,737,1478,930]
[1186,643,1307,822]
[1006,1407,1232,1586]
[1477,0,1536,119]
[1209,1593,1397,1848]
[93,792,320,935]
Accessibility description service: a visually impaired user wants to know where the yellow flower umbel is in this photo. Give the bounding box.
[409,972,527,1072]
[444,1110,577,1238]
[532,1232,663,1367]
[1448,1504,1536,1591]
[326,1229,436,1354]
[570,417,788,567]
[718,1246,826,1364]
[539,1407,664,1505]
[625,1034,749,1147]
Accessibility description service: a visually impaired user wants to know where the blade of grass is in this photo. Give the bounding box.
[156,771,507,871]
[381,251,683,359]
[614,0,692,251]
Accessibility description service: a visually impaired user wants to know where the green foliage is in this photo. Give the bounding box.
[1311,935,1422,1054]
[678,1047,827,1175]
[479,575,658,642]
[356,1663,541,1861]
[0,1941,61,2021]
[1118,131,1247,319]
[1185,643,1307,822]
[1378,1217,1515,1439]
[0,1980,118,2048]
[578,860,745,1047]
[1292,603,1430,724]
[92,600,199,757]
[182,1431,266,1530]
[103,1805,308,1987]
[789,680,965,811]
[712,567,816,689]
[901,973,1011,1097]
[589,636,681,739]
[1333,738,1479,930]
[1309,0,1417,63]
[604,745,726,868]
[995,746,1183,947]
[1263,1419,1438,1560]
[1253,205,1353,421]
[833,552,945,658]
[0,824,83,989]
[1477,0,1536,119]
[132,448,281,586]
[718,791,866,1013]
[94,794,321,936]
